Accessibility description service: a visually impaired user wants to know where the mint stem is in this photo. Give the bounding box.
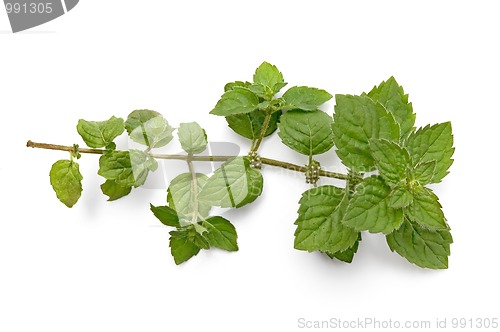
[186,155,199,225]
[251,111,272,153]
[26,140,349,181]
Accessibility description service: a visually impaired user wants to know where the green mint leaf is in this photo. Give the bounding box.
[193,232,210,250]
[177,122,208,154]
[386,219,453,269]
[169,227,202,265]
[253,61,286,95]
[97,152,132,184]
[150,204,180,227]
[294,186,359,253]
[332,95,400,172]
[369,138,410,185]
[224,81,252,92]
[278,110,334,156]
[98,150,157,187]
[49,159,83,208]
[167,173,211,220]
[199,157,263,208]
[105,142,117,152]
[412,160,437,185]
[76,116,124,149]
[256,100,271,111]
[343,176,404,234]
[125,110,174,149]
[100,180,132,201]
[282,86,332,111]
[406,188,448,230]
[225,110,281,140]
[210,88,259,116]
[405,122,454,183]
[388,185,413,209]
[203,216,238,251]
[247,83,269,99]
[273,82,289,94]
[325,233,362,263]
[367,77,415,141]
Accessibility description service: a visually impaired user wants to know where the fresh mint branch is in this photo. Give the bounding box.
[26,140,349,181]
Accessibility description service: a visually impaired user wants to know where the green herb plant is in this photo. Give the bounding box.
[27,62,454,269]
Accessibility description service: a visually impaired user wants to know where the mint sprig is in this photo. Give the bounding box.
[28,62,455,270]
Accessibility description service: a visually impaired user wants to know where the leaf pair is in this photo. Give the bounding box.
[151,204,238,265]
[211,62,333,148]
[77,110,176,151]
[159,156,264,264]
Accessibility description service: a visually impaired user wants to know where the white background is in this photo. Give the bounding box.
[1,1,499,331]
